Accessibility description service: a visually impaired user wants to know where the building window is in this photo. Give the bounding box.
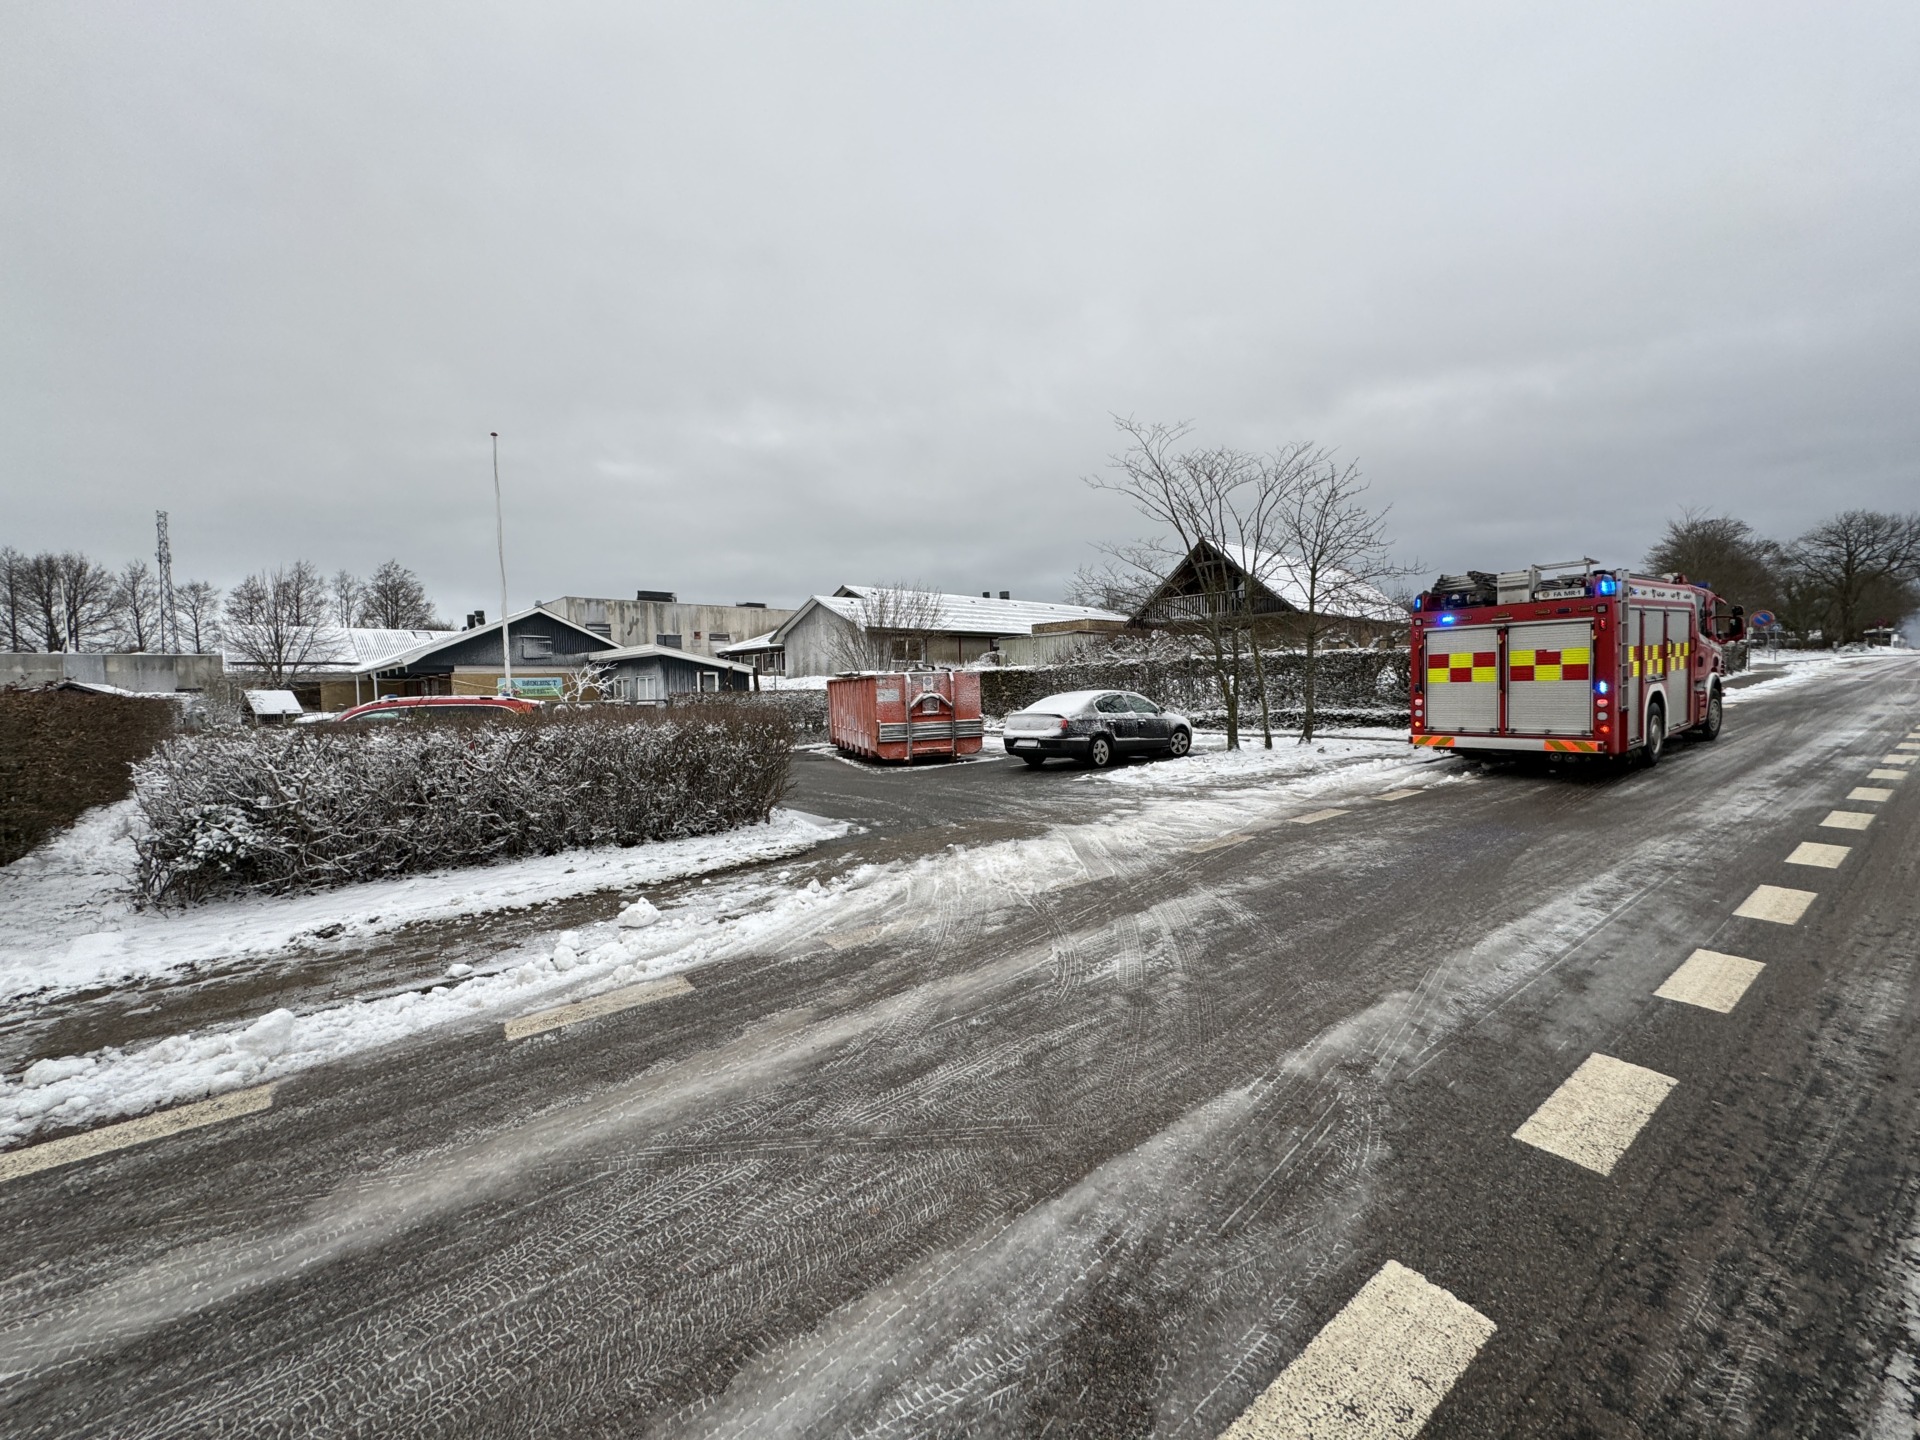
[518,635,554,660]
[656,633,683,649]
[709,632,731,646]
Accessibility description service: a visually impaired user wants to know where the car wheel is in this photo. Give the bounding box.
[1640,698,1666,768]
[1166,728,1191,758]
[1086,736,1115,769]
[1696,687,1723,741]
[1021,754,1046,768]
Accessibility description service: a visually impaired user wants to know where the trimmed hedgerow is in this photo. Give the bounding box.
[1,689,179,867]
[132,706,792,905]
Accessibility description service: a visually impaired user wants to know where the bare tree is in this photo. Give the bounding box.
[329,569,367,628]
[15,551,116,652]
[174,580,222,653]
[1784,510,1920,644]
[825,584,946,672]
[360,560,444,630]
[1267,455,1403,743]
[1644,511,1782,613]
[1086,418,1263,747]
[110,560,164,651]
[0,548,26,652]
[223,561,331,686]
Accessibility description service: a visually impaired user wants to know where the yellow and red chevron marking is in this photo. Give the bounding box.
[1543,738,1602,753]
[1509,646,1592,682]
[1411,734,1456,747]
[1426,650,1497,683]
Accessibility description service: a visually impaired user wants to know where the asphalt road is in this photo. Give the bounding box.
[2,658,1917,1438]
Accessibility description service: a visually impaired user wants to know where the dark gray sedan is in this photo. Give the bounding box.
[1001,690,1194,769]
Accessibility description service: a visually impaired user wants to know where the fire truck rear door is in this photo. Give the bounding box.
[1505,620,1594,736]
[1423,626,1501,734]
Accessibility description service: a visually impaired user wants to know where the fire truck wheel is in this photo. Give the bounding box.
[1086,736,1115,768]
[1696,687,1724,741]
[1640,699,1666,768]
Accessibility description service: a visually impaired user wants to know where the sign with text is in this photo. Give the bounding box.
[499,676,565,698]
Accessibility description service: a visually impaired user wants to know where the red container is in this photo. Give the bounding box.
[827,671,984,762]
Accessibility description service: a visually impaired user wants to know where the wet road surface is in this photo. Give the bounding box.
[1,659,1917,1437]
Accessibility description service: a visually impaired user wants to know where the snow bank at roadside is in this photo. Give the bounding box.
[0,804,849,1003]
[1098,728,1431,792]
[0,749,1458,1148]
[1724,647,1911,706]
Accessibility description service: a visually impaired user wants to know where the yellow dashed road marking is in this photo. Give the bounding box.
[0,1085,277,1184]
[504,975,693,1041]
[1786,841,1851,869]
[1216,1260,1495,1440]
[1190,834,1252,854]
[1735,884,1818,924]
[1655,949,1765,1014]
[1513,1053,1677,1176]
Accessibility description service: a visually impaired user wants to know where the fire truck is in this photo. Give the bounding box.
[1409,560,1746,766]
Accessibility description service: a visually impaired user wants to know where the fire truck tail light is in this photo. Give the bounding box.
[1599,723,1611,734]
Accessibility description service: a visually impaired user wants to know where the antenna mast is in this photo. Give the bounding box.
[154,510,176,653]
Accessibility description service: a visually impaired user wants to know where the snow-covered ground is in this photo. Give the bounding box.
[0,741,1446,1149]
[0,803,849,1003]
[1724,646,1909,706]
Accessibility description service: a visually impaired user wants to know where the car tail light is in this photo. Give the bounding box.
[1058,718,1070,733]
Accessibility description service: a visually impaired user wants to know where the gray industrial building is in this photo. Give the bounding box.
[542,593,797,659]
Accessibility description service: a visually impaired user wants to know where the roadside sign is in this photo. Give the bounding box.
[1749,609,1776,628]
[499,676,565,698]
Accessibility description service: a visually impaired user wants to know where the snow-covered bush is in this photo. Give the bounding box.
[132,706,793,904]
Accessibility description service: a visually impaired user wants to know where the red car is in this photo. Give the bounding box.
[330,696,544,723]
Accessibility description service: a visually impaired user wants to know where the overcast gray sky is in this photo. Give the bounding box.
[5,2,1917,619]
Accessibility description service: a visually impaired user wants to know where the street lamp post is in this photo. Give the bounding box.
[492,431,513,698]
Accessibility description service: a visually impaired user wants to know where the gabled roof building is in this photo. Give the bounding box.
[773,586,1127,676]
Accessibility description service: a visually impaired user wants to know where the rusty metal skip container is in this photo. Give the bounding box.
[826,671,984,762]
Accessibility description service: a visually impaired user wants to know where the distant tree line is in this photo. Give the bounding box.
[1644,509,1920,643]
[0,547,447,672]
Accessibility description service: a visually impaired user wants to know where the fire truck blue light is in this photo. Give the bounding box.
[1595,680,1610,694]
[1438,614,1457,626]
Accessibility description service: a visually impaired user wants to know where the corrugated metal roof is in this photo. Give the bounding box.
[221,626,452,671]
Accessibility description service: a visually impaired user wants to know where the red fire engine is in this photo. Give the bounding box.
[1409,560,1746,765]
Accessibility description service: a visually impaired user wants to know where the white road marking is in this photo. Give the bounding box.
[0,1084,277,1184]
[1880,754,1916,765]
[1191,834,1252,853]
[1786,841,1851,869]
[824,922,904,952]
[1291,809,1350,825]
[1376,790,1421,802]
[1512,1053,1678,1176]
[1849,787,1894,802]
[1734,884,1818,924]
[1819,810,1875,831]
[1654,948,1765,1014]
[503,975,693,1041]
[1867,769,1907,782]
[1216,1260,1495,1440]
[1896,741,1920,751]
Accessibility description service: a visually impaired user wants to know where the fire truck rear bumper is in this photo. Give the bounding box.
[1413,734,1606,754]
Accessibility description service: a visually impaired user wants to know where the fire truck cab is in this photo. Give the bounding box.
[1410,560,1745,766]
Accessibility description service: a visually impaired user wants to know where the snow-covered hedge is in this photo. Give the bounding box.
[132,707,793,904]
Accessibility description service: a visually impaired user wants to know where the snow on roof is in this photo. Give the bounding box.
[714,630,781,654]
[588,643,755,673]
[777,587,1126,641]
[244,689,303,716]
[220,626,453,672]
[1242,552,1404,622]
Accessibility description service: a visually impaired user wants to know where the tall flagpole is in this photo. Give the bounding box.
[492,432,513,697]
